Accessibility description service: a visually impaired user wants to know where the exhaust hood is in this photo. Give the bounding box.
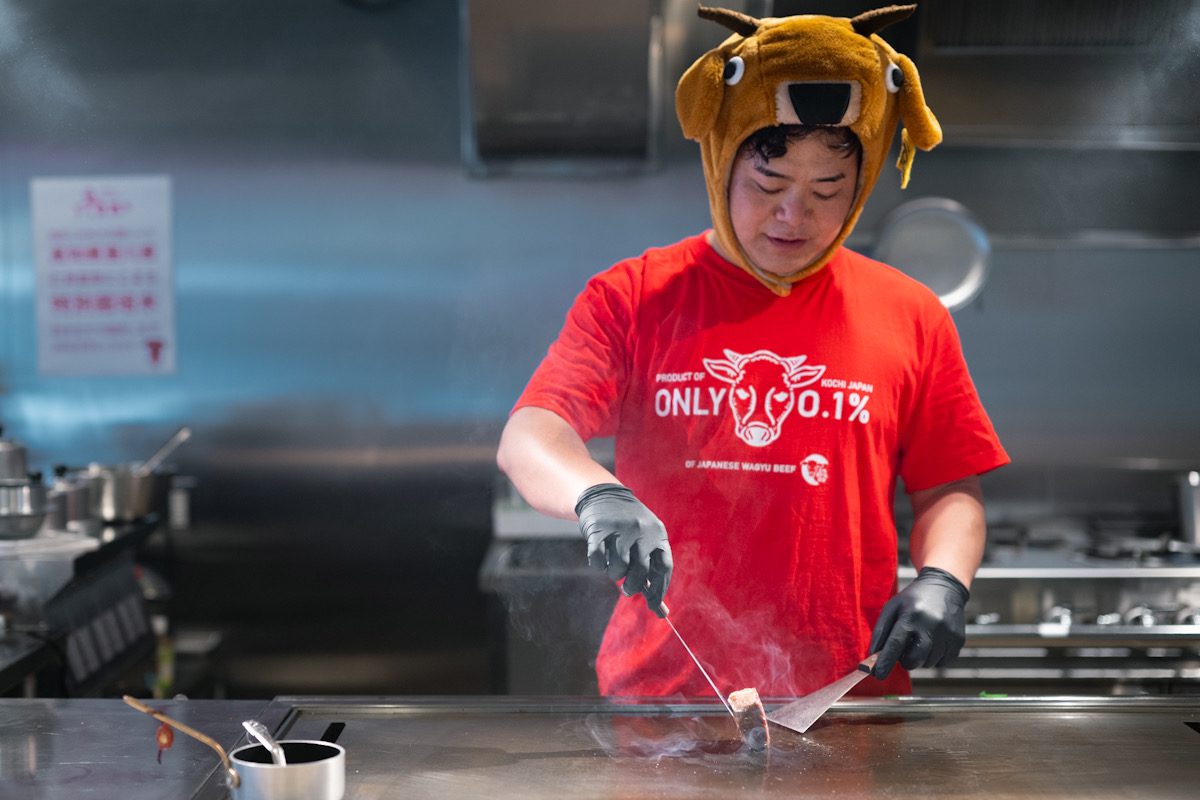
[461,0,1198,174]
[772,0,1200,150]
[912,0,1200,150]
[459,0,772,175]
[459,0,666,175]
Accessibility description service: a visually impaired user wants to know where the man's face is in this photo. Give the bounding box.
[727,136,859,277]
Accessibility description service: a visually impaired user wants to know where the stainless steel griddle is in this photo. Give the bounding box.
[186,696,1200,799]
[4,696,1197,798]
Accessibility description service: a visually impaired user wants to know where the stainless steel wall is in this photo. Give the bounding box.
[1,0,1198,693]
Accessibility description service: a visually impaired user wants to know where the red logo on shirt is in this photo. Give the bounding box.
[801,454,830,486]
[703,349,826,447]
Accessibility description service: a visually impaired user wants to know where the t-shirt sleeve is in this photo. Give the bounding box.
[898,305,1009,492]
[511,265,638,441]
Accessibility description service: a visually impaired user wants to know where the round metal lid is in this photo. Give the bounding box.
[871,198,991,312]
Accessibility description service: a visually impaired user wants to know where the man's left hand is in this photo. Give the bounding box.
[869,566,969,679]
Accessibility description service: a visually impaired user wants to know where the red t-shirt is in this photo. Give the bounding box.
[514,233,1009,698]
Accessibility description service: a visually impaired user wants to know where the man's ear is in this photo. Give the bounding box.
[893,52,941,150]
[675,51,726,140]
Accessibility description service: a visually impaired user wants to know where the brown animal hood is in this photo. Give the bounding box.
[677,5,942,295]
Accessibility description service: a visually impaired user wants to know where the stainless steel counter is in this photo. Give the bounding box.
[210,695,1200,799]
[0,697,280,800]
[4,696,1199,799]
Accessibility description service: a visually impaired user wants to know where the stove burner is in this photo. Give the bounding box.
[1123,605,1159,626]
[1083,536,1200,565]
[1176,608,1200,626]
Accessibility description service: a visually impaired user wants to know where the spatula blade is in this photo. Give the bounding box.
[767,653,879,734]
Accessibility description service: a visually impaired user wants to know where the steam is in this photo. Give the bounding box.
[581,711,751,762]
[698,594,801,697]
[634,573,836,698]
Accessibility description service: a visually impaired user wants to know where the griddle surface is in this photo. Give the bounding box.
[223,697,1200,799]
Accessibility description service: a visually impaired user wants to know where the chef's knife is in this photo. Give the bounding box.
[766,652,880,734]
[659,602,737,719]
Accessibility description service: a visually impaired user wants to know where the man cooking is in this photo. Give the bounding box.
[496,5,1008,698]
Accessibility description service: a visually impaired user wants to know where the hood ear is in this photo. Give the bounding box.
[893,51,941,150]
[675,50,726,140]
[851,4,916,37]
[698,5,760,36]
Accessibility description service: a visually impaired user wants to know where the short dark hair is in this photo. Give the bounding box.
[738,125,862,165]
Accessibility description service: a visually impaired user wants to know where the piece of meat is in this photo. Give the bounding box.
[727,687,769,752]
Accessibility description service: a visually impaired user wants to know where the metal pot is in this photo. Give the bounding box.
[0,427,30,481]
[85,463,169,522]
[0,476,47,540]
[1181,470,1199,548]
[45,488,68,531]
[51,466,101,533]
[229,741,345,800]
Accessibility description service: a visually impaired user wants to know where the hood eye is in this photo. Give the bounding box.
[724,56,745,86]
[885,64,904,93]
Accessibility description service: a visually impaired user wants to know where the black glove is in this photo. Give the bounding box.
[575,483,673,618]
[869,566,969,680]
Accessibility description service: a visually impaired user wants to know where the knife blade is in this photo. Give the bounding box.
[659,602,737,719]
[766,652,880,734]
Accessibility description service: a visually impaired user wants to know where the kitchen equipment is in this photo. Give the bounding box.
[1180,470,1199,547]
[123,695,240,789]
[871,197,991,312]
[50,465,100,535]
[176,695,1199,799]
[135,426,191,478]
[0,476,47,540]
[1123,605,1159,626]
[658,602,736,719]
[86,463,168,522]
[85,428,190,521]
[44,487,67,531]
[1176,607,1200,625]
[0,426,30,480]
[242,719,287,766]
[229,740,345,800]
[0,530,99,621]
[1045,605,1074,626]
[124,695,345,800]
[766,652,880,735]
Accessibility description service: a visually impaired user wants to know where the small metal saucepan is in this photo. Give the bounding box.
[85,463,169,522]
[0,475,47,540]
[122,696,345,800]
[49,465,102,534]
[85,427,191,522]
[229,740,346,800]
[0,426,30,481]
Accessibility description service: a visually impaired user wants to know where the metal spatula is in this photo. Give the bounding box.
[766,653,880,735]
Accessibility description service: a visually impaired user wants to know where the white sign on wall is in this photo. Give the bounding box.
[31,175,176,376]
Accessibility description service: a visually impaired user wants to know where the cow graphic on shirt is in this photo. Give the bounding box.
[703,349,826,447]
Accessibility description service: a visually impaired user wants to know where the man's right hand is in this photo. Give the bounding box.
[575,484,673,617]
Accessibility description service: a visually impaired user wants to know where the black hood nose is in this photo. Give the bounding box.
[787,83,851,125]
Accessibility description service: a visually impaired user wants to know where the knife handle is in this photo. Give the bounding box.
[857,652,881,673]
